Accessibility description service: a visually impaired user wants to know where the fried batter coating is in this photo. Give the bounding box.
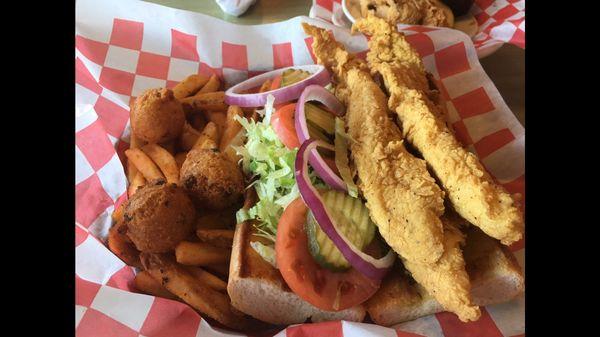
[131,88,185,143]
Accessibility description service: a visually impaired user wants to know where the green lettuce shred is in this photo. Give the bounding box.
[234,95,324,243]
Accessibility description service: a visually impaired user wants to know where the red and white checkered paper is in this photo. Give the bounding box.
[310,0,525,57]
[75,0,524,336]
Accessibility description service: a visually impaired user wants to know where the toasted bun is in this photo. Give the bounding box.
[366,226,524,326]
[227,221,366,325]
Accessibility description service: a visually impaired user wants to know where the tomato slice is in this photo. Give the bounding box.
[275,198,381,311]
[270,75,282,91]
[271,103,300,149]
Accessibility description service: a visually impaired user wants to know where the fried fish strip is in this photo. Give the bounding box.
[354,16,524,245]
[303,23,445,265]
[402,211,480,322]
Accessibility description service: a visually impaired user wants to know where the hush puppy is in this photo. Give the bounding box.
[123,182,196,253]
[131,88,185,143]
[180,148,244,210]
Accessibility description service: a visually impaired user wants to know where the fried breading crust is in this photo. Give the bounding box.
[303,23,445,265]
[401,212,480,322]
[354,16,524,245]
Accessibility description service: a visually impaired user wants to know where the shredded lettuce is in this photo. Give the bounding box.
[250,241,278,268]
[234,95,324,243]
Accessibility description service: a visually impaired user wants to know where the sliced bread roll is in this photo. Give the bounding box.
[227,221,366,325]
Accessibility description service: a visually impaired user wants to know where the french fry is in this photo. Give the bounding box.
[141,253,253,330]
[222,129,245,164]
[206,111,227,134]
[128,171,146,197]
[127,135,144,182]
[181,92,227,112]
[141,144,179,184]
[175,241,231,266]
[160,140,177,155]
[134,271,179,301]
[173,74,210,100]
[190,112,207,131]
[220,105,243,152]
[175,152,188,170]
[197,74,221,94]
[108,225,142,269]
[196,229,235,249]
[204,263,230,277]
[180,122,201,151]
[125,148,165,182]
[192,121,219,150]
[183,266,227,292]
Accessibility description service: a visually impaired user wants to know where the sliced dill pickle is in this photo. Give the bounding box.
[281,69,311,87]
[305,103,335,134]
[306,190,377,271]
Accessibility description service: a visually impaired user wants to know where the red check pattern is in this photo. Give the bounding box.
[309,0,525,53]
[76,2,524,336]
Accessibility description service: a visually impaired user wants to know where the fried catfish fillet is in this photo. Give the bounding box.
[302,22,445,265]
[302,23,479,321]
[354,16,524,245]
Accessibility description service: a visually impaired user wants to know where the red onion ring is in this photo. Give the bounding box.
[224,65,330,107]
[295,85,347,191]
[295,139,395,280]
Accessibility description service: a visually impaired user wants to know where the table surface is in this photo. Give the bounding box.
[144,0,524,126]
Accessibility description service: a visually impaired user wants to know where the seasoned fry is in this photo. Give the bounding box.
[220,105,243,151]
[196,229,235,249]
[180,122,201,151]
[127,135,144,182]
[175,241,231,266]
[206,111,227,134]
[108,224,142,268]
[175,152,188,170]
[173,74,210,99]
[222,129,245,164]
[192,121,219,150]
[181,92,227,111]
[197,74,221,94]
[125,148,165,182]
[128,171,146,197]
[190,112,207,131]
[134,271,179,301]
[141,253,253,330]
[183,266,227,292]
[141,144,179,184]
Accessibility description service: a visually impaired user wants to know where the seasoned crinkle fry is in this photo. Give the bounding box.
[354,16,524,245]
[196,229,235,248]
[125,148,165,182]
[173,74,210,99]
[181,91,228,112]
[183,266,227,292]
[141,144,179,184]
[197,74,221,94]
[134,271,179,301]
[175,241,231,266]
[140,253,254,330]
